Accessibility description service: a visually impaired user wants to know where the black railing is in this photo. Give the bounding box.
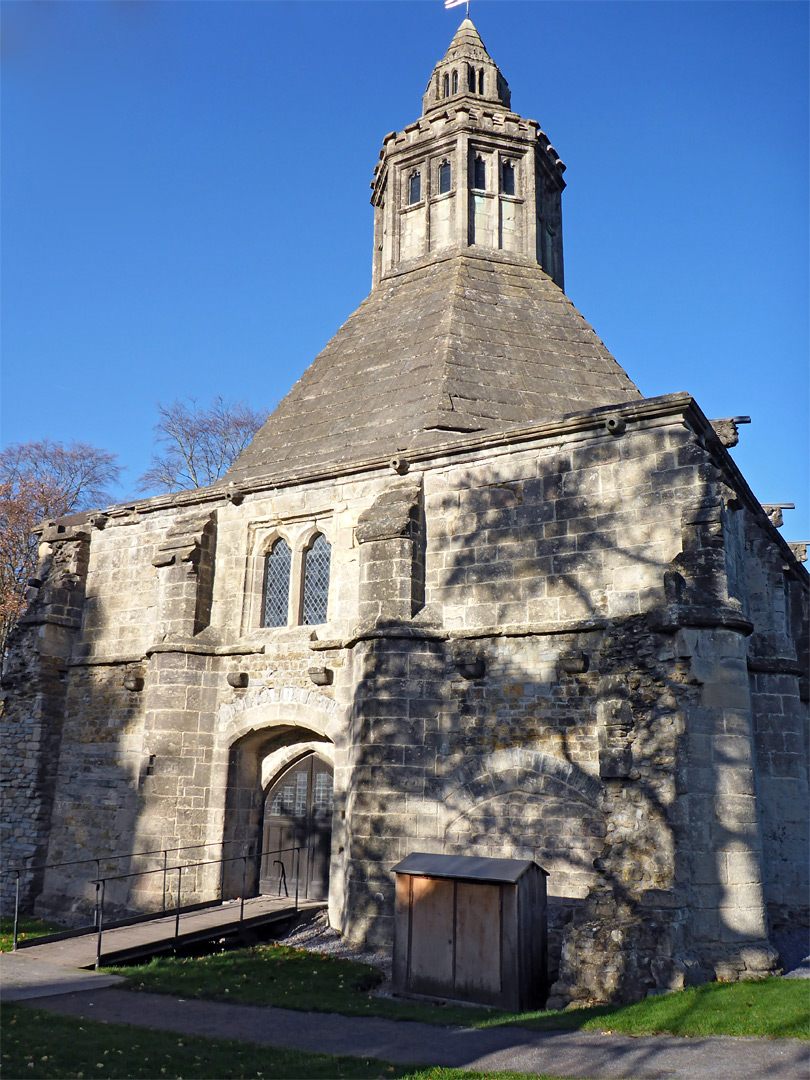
[91,845,302,968]
[2,839,261,951]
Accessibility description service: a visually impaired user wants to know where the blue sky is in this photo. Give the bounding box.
[2,0,808,540]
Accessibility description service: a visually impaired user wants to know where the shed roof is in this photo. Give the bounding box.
[391,852,546,883]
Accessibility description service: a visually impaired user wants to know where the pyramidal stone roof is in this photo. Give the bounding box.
[224,19,643,488]
[224,249,642,486]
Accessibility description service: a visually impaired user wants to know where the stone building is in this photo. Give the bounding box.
[2,20,808,1005]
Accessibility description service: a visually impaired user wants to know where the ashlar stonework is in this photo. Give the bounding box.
[2,19,807,1005]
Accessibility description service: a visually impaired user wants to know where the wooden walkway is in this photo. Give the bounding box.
[14,896,325,969]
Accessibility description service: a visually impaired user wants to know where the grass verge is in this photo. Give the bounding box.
[0,916,65,952]
[113,944,810,1039]
[2,1003,568,1080]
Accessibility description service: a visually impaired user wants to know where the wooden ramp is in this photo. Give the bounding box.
[15,896,325,969]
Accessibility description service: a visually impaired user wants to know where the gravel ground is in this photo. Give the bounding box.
[278,910,393,991]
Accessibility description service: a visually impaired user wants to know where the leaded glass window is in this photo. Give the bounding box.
[452,69,459,94]
[263,538,291,627]
[439,161,451,194]
[408,171,421,204]
[501,161,515,196]
[313,771,334,818]
[302,534,331,625]
[473,155,486,191]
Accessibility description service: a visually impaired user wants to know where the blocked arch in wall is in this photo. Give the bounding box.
[441,749,605,889]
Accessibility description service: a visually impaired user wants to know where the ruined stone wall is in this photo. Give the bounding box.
[1,523,91,912]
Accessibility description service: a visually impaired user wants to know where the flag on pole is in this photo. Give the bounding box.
[444,0,467,9]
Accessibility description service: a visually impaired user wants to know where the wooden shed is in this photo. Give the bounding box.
[391,853,548,1010]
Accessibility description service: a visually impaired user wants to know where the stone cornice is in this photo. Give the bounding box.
[39,386,808,583]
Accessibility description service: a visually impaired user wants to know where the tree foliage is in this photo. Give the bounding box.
[0,440,121,658]
[138,396,266,494]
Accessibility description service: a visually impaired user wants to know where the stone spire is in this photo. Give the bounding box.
[422,17,511,114]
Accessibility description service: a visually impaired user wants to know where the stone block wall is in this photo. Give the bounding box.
[1,521,91,911]
[2,395,807,1005]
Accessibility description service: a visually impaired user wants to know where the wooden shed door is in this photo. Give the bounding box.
[259,754,333,900]
[406,875,503,1002]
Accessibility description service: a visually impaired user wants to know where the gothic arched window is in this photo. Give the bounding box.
[439,161,452,194]
[451,69,459,94]
[473,155,486,191]
[468,65,476,93]
[501,161,515,196]
[478,69,484,94]
[263,539,291,627]
[408,171,421,204]
[302,534,331,625]
[442,73,450,97]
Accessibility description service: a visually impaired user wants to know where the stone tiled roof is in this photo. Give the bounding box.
[224,250,642,486]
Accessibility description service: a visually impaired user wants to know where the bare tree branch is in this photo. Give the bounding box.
[0,440,122,659]
[138,396,266,494]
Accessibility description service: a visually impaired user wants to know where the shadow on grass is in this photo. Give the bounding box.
[1,1003,572,1080]
[111,945,809,1040]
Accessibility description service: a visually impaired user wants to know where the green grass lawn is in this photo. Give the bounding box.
[0,916,65,952]
[112,943,810,1039]
[1,1004,570,1080]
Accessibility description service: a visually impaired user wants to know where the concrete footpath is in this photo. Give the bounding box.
[11,985,809,1080]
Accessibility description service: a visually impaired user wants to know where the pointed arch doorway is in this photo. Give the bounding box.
[260,752,333,901]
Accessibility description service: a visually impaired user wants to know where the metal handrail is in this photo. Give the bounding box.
[2,838,250,878]
[91,845,303,969]
[5,838,256,952]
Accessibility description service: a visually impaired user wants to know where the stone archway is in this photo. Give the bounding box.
[216,688,343,901]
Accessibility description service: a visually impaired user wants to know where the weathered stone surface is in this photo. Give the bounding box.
[1,17,807,1010]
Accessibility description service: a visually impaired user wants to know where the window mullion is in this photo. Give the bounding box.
[289,544,305,626]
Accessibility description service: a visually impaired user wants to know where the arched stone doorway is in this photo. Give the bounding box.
[217,689,344,914]
[260,752,333,900]
[221,727,334,901]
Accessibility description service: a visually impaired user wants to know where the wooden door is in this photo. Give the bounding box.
[260,754,333,900]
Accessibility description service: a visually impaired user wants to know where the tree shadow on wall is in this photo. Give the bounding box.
[346,422,770,1003]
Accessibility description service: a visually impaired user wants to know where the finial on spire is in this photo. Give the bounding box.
[423,11,511,115]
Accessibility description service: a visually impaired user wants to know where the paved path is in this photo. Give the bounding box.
[0,951,124,1001]
[16,986,809,1080]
